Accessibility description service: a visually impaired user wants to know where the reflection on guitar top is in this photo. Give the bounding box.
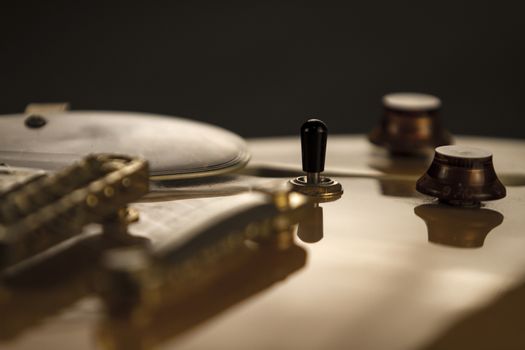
[415,204,504,248]
[98,241,306,349]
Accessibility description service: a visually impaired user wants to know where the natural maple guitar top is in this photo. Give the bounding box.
[2,135,525,350]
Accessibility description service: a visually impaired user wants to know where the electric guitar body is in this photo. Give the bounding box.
[1,106,524,350]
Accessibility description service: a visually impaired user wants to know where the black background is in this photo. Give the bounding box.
[1,1,524,139]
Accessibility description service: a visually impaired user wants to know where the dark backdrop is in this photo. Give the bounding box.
[1,1,524,139]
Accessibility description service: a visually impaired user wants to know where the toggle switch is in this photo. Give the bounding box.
[289,119,343,200]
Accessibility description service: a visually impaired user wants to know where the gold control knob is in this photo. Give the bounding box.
[368,92,452,154]
[416,145,506,206]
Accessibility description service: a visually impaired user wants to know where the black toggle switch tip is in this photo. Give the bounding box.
[301,119,327,173]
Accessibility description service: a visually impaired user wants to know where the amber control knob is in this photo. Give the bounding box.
[416,145,506,206]
[368,92,452,155]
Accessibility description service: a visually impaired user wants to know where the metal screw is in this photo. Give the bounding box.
[24,115,47,129]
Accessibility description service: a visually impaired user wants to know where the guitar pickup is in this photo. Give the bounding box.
[0,154,149,268]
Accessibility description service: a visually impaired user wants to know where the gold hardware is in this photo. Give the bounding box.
[0,154,149,268]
